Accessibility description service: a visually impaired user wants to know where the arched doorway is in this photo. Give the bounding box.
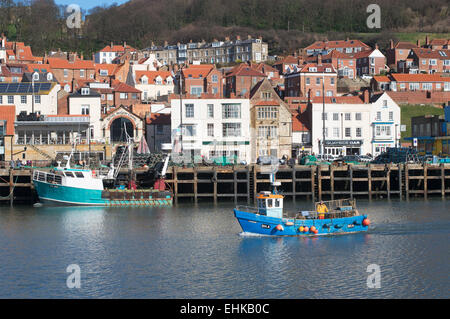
[110,117,134,142]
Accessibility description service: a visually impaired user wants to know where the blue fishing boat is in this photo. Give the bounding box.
[234,180,370,236]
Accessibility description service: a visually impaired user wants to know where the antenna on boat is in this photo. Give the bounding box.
[270,173,281,195]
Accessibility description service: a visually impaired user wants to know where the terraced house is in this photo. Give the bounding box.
[147,36,268,65]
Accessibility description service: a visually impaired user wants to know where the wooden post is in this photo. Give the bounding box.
[399,164,403,200]
[253,165,257,204]
[317,165,322,201]
[193,167,198,204]
[292,165,296,201]
[405,164,409,199]
[311,165,315,202]
[234,169,237,203]
[330,165,334,200]
[349,165,353,199]
[386,165,391,200]
[368,165,372,200]
[213,167,218,205]
[423,163,427,199]
[9,168,13,207]
[441,164,445,198]
[247,166,251,204]
[173,166,178,205]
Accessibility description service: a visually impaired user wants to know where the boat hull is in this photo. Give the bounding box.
[234,209,368,236]
[34,180,173,207]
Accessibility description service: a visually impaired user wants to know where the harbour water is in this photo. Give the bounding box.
[0,199,448,298]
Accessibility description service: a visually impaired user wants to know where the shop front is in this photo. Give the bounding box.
[324,140,363,156]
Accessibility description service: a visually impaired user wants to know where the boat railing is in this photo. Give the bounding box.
[236,205,260,214]
[294,209,358,220]
[314,198,356,210]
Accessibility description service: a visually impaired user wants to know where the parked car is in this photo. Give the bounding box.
[336,155,361,164]
[316,154,334,162]
[358,155,372,163]
[256,156,279,165]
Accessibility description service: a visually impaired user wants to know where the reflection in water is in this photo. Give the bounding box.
[0,198,449,298]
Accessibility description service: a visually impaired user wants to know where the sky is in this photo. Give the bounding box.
[54,0,130,11]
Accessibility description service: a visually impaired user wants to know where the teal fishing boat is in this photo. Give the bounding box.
[33,139,173,207]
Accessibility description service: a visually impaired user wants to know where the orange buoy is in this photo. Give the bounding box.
[310,226,317,232]
[303,226,309,232]
[313,229,319,234]
[362,218,371,227]
[276,224,284,231]
[285,221,294,226]
[298,226,304,232]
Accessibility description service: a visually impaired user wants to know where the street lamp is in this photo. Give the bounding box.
[321,74,326,155]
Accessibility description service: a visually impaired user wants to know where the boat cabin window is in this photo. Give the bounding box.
[46,174,54,183]
[267,199,273,208]
[64,172,74,178]
[258,199,266,208]
[75,172,84,178]
[275,199,280,207]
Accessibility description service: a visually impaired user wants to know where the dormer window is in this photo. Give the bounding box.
[81,88,90,95]
[47,73,53,81]
[309,67,317,72]
[32,72,39,81]
[325,68,331,72]
[141,76,148,84]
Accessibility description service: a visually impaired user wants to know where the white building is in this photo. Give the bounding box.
[68,87,102,141]
[0,82,60,115]
[311,92,401,157]
[171,98,251,163]
[129,70,174,102]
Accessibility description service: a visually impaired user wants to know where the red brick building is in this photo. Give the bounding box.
[371,73,450,92]
[354,46,388,76]
[321,50,356,79]
[225,63,266,97]
[407,48,450,74]
[385,40,418,69]
[284,57,337,98]
[46,57,96,90]
[181,64,223,97]
[303,39,370,56]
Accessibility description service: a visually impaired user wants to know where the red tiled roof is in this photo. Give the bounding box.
[410,48,447,59]
[100,44,135,53]
[135,71,173,84]
[292,109,311,132]
[146,113,171,125]
[373,75,391,82]
[182,64,214,78]
[300,63,336,73]
[95,64,118,76]
[394,42,418,50]
[0,105,16,135]
[305,39,370,50]
[226,63,266,77]
[112,80,141,93]
[390,74,449,82]
[311,96,364,104]
[253,100,280,106]
[47,57,95,70]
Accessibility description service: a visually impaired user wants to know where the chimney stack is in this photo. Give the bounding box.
[111,41,113,48]
[236,35,241,41]
[225,36,230,42]
[375,43,379,50]
[417,39,420,47]
[425,35,429,46]
[390,39,394,49]
[363,89,370,104]
[248,35,252,40]
[317,54,322,66]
